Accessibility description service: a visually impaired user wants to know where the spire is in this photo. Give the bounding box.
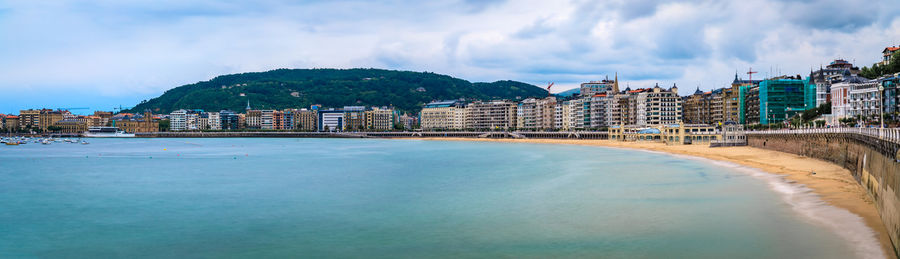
[613,72,619,93]
[246,100,251,111]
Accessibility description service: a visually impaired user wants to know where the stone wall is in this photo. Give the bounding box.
[749,133,900,257]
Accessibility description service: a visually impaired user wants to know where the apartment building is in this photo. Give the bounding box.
[464,100,517,130]
[365,107,394,130]
[420,100,465,130]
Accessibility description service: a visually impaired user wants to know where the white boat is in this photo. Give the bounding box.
[83,127,135,138]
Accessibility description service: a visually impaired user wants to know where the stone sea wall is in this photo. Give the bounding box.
[748,133,900,257]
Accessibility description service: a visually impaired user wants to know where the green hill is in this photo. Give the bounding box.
[126,68,547,114]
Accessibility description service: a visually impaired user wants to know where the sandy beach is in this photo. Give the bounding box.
[412,137,895,258]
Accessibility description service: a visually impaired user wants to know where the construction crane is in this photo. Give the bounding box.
[545,82,554,97]
[113,105,132,113]
[56,107,89,111]
[747,67,758,83]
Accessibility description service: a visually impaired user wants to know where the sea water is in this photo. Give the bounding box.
[0,138,875,258]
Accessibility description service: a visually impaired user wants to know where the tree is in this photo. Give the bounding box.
[158,119,170,132]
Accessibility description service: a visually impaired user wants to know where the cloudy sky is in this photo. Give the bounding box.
[1,0,899,113]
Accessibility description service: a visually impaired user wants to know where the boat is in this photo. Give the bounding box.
[83,127,135,138]
[5,141,19,146]
[81,140,89,145]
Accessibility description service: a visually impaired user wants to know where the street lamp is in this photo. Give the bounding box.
[879,84,885,129]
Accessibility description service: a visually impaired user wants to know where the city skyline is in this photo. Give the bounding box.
[2,0,900,114]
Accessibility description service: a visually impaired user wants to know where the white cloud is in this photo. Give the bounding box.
[0,0,898,113]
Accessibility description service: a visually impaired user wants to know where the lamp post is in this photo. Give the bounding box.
[879,84,885,129]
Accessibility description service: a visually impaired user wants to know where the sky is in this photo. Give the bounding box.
[1,0,899,114]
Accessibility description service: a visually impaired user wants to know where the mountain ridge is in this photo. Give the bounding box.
[125,68,548,114]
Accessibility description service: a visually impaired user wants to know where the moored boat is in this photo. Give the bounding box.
[83,127,135,138]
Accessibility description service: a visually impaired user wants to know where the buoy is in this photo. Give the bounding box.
[163,148,167,151]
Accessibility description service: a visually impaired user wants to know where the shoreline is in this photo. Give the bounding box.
[409,137,894,259]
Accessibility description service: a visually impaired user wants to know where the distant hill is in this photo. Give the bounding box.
[555,88,580,98]
[125,68,547,114]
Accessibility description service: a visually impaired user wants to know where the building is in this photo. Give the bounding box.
[561,98,585,130]
[741,76,815,125]
[3,115,19,132]
[53,118,87,133]
[18,109,41,130]
[111,112,157,133]
[169,109,201,131]
[810,59,857,107]
[343,106,366,131]
[517,97,557,130]
[682,87,729,125]
[396,113,418,130]
[881,46,899,66]
[245,110,275,130]
[713,122,747,147]
[39,110,67,131]
[420,100,465,130]
[293,108,318,131]
[585,93,624,129]
[93,111,113,124]
[245,110,262,129]
[198,113,209,130]
[365,107,394,130]
[633,84,681,126]
[464,100,517,130]
[728,74,761,123]
[170,110,188,131]
[208,112,221,130]
[882,76,900,124]
[579,74,619,97]
[608,123,719,145]
[219,110,241,130]
[260,110,274,130]
[318,109,344,131]
[845,76,881,123]
[283,110,296,130]
[682,87,709,124]
[830,79,852,123]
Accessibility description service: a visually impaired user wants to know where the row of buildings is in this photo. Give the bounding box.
[0,109,157,134]
[167,103,417,132]
[4,46,898,134]
[420,75,686,131]
[420,45,900,131]
[682,56,900,127]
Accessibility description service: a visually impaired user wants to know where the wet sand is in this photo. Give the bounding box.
[411,138,894,258]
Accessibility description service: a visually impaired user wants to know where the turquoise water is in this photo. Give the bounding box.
[0,138,864,258]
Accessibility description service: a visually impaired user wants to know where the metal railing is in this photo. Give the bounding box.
[745,128,900,144]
